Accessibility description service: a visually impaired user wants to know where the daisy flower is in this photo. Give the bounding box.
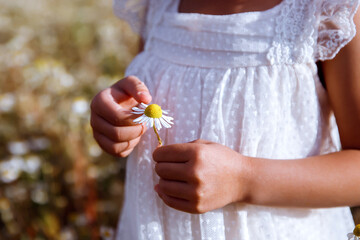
[132,103,173,146]
[100,226,114,240]
[348,224,360,240]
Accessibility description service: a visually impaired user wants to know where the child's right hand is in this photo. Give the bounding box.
[90,76,152,157]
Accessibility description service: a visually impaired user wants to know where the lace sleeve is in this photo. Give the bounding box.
[113,0,149,37]
[315,0,359,61]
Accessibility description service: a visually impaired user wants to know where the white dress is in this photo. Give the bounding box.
[113,0,359,239]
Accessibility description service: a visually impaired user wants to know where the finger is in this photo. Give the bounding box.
[93,131,140,157]
[119,148,134,158]
[156,190,196,214]
[155,162,189,181]
[91,114,146,142]
[153,143,194,163]
[91,88,137,126]
[156,179,192,200]
[113,76,152,104]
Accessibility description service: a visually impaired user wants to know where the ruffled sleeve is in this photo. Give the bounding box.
[315,0,359,61]
[113,0,149,37]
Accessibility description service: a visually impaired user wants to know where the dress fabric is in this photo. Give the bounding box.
[114,0,359,239]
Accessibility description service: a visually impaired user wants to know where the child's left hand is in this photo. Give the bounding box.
[152,139,251,214]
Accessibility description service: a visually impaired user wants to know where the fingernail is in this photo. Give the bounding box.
[137,91,149,97]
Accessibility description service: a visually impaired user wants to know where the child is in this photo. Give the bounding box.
[90,0,360,239]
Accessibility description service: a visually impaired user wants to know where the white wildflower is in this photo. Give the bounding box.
[132,103,173,146]
[100,226,114,240]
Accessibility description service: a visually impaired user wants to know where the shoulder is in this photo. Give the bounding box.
[320,11,360,149]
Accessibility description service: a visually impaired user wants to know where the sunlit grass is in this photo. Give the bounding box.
[0,0,139,239]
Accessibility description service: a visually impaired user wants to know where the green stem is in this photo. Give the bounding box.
[153,120,162,146]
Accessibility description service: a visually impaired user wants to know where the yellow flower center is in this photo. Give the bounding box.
[354,224,360,236]
[144,104,162,118]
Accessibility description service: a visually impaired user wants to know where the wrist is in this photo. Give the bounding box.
[233,154,255,204]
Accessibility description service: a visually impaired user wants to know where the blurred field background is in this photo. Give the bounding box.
[1,0,360,239]
[0,0,139,239]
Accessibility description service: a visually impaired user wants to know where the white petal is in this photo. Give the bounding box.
[162,109,169,114]
[133,114,145,123]
[134,115,149,124]
[144,118,151,128]
[149,118,154,128]
[163,115,174,121]
[159,117,171,128]
[139,116,150,124]
[131,107,143,111]
[155,118,162,130]
[163,120,173,126]
[162,115,174,124]
[131,107,145,112]
[131,109,145,113]
[140,103,148,108]
[131,111,144,114]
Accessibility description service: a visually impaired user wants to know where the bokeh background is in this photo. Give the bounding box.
[0,0,359,239]
[0,0,139,239]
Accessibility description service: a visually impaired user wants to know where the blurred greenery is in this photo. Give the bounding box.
[0,0,139,239]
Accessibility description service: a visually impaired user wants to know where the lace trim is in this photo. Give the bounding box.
[315,0,360,61]
[267,0,318,64]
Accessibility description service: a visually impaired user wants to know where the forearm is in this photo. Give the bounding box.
[243,150,360,208]
[242,11,360,209]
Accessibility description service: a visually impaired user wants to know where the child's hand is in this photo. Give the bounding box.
[90,76,152,157]
[152,139,251,214]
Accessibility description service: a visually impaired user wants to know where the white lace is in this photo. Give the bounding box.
[267,0,319,64]
[316,0,360,60]
[114,0,359,63]
[267,0,359,64]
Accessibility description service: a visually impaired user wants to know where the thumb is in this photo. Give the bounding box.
[113,75,152,104]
